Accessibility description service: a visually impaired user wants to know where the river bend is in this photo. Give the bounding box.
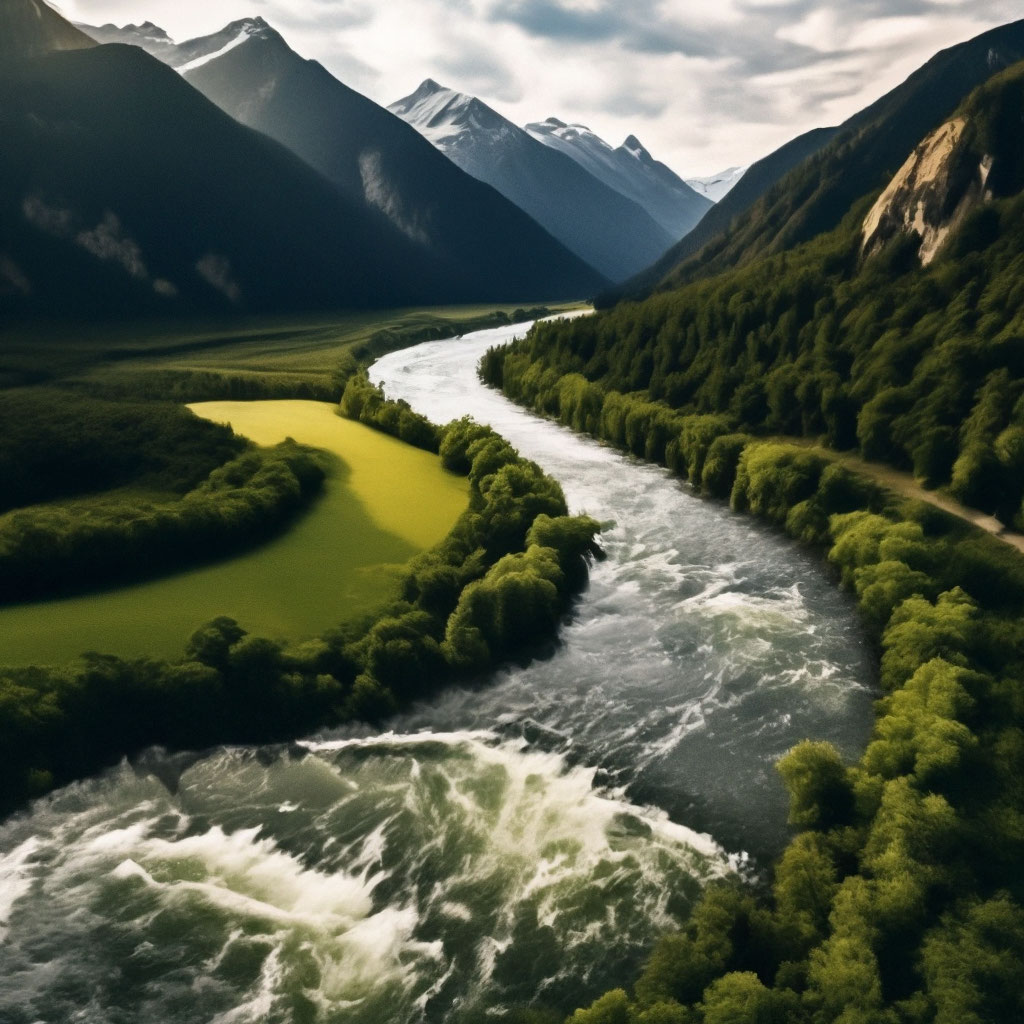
[0,320,875,1023]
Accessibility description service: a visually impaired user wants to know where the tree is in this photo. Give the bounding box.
[777,741,855,830]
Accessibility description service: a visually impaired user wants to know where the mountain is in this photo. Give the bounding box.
[607,17,1024,305]
[79,18,605,301]
[600,125,839,305]
[2,0,96,62]
[524,118,711,239]
[73,20,175,59]
[862,58,1024,265]
[390,80,676,282]
[685,167,747,203]
[0,40,496,318]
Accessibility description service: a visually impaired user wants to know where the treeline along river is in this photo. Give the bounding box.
[0,320,876,1023]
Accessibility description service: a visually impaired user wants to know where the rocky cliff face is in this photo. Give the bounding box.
[862,117,993,265]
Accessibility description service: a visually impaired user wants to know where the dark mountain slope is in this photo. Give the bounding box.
[135,19,604,300]
[0,44,463,318]
[607,18,1024,305]
[2,0,96,62]
[603,125,838,304]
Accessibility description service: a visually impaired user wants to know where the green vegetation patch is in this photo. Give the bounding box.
[0,384,599,817]
[0,440,327,605]
[0,400,468,665]
[0,387,244,511]
[0,303,570,403]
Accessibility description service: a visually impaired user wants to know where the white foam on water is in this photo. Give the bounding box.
[0,837,39,942]
[120,825,380,928]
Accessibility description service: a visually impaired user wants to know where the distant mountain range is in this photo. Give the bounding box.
[67,16,605,308]
[0,40,454,316]
[684,167,747,203]
[74,19,175,58]
[1,1,612,321]
[389,80,679,282]
[78,17,712,289]
[26,1,1015,324]
[524,118,711,240]
[137,18,605,301]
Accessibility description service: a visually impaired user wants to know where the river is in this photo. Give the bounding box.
[0,321,875,1023]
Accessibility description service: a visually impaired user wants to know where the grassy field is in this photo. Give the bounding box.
[0,303,575,665]
[0,401,468,666]
[0,303,583,398]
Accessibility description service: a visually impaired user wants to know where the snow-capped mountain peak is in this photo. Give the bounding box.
[685,166,748,203]
[168,17,279,72]
[524,116,711,239]
[389,80,510,148]
[621,135,651,160]
[391,83,683,281]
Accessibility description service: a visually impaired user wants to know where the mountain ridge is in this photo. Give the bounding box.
[78,18,606,302]
[606,17,1024,306]
[523,116,711,240]
[390,79,677,282]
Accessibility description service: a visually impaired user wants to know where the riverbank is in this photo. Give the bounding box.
[482,329,1024,1024]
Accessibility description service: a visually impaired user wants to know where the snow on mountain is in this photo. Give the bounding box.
[175,28,252,73]
[110,24,603,299]
[390,80,676,282]
[77,16,275,71]
[389,79,515,163]
[685,166,748,203]
[525,118,711,239]
[165,18,275,70]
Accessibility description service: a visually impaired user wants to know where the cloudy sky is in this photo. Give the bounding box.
[53,0,1021,176]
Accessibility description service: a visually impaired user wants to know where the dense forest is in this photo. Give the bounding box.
[478,61,1024,1024]
[484,347,1024,1023]
[483,66,1024,533]
[0,380,599,813]
[540,439,1024,1024]
[0,389,244,510]
[486,201,1024,525]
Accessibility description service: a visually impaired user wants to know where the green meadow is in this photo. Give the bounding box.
[0,303,572,667]
[0,303,580,397]
[0,401,468,666]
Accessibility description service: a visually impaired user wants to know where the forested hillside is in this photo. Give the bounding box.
[486,62,1024,528]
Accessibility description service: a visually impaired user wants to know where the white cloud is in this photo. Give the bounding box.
[54,0,1019,176]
